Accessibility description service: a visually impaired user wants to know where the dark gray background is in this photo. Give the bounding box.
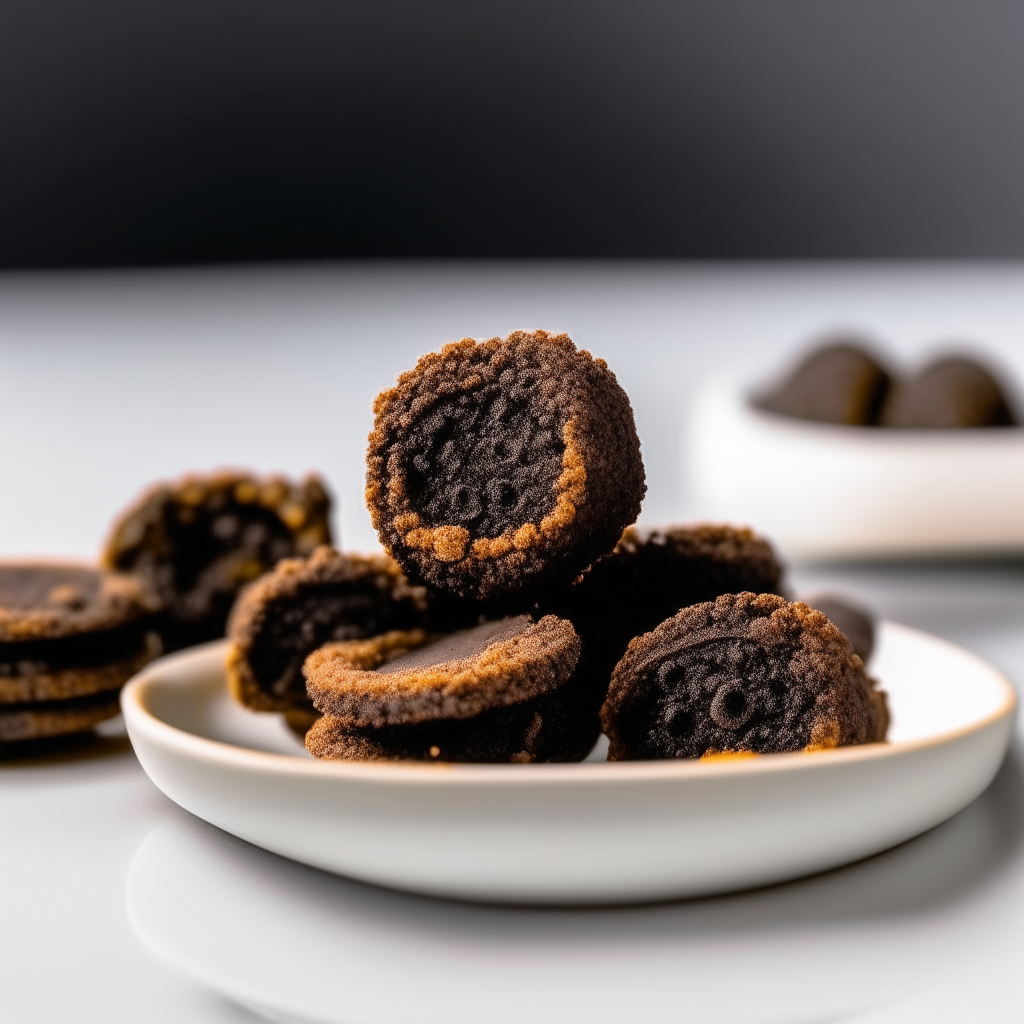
[3,0,1023,265]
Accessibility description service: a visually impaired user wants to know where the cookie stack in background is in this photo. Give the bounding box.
[0,564,160,749]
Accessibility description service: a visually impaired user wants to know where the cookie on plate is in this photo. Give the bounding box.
[550,524,785,712]
[104,470,332,650]
[226,546,429,717]
[880,356,1017,428]
[0,563,160,746]
[304,615,591,762]
[600,592,888,761]
[366,330,645,604]
[756,340,892,426]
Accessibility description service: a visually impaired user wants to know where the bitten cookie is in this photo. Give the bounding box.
[880,356,1017,428]
[226,546,429,715]
[600,592,888,761]
[549,524,785,715]
[365,330,646,603]
[304,615,591,762]
[756,340,892,425]
[104,470,332,650]
[0,563,160,745]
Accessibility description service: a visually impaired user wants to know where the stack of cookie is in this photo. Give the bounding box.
[225,328,888,763]
[0,564,160,749]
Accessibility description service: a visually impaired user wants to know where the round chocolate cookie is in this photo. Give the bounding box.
[804,593,875,664]
[104,470,333,650]
[756,340,892,426]
[226,546,430,714]
[366,330,646,603]
[0,563,160,724]
[600,592,888,761]
[304,615,593,762]
[548,524,785,716]
[880,356,1017,428]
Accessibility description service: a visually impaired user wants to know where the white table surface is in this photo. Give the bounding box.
[4,262,1024,1023]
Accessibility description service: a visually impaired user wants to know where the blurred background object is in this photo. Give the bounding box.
[4,0,1024,267]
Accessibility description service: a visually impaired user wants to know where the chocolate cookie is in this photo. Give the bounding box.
[304,615,591,762]
[549,524,785,716]
[880,356,1017,428]
[0,563,160,744]
[600,592,888,761]
[366,330,646,603]
[756,341,892,426]
[104,470,333,650]
[805,593,875,664]
[0,691,123,744]
[226,546,429,714]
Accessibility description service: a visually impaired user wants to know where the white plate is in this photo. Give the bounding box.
[121,624,1015,905]
[687,379,1024,560]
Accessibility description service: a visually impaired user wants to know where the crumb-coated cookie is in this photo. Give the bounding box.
[104,470,333,650]
[549,524,785,713]
[226,546,429,714]
[366,330,646,603]
[757,341,892,426]
[880,356,1017,428]
[304,615,592,762]
[0,564,160,742]
[804,593,875,664]
[600,592,888,761]
[0,691,123,744]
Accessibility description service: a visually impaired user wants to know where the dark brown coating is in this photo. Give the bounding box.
[805,593,875,664]
[0,633,160,704]
[0,690,122,744]
[0,563,161,707]
[104,470,333,650]
[600,592,888,761]
[0,563,158,643]
[366,330,646,603]
[880,356,1017,428]
[226,546,429,714]
[306,674,597,764]
[305,615,580,727]
[547,524,785,721]
[756,341,892,426]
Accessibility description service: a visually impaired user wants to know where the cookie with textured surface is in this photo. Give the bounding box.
[365,330,645,603]
[600,592,888,761]
[104,470,332,650]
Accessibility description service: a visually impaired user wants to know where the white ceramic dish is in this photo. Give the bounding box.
[687,378,1024,560]
[121,624,1015,905]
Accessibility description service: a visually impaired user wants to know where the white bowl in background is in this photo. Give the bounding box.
[687,378,1024,560]
[121,626,1014,906]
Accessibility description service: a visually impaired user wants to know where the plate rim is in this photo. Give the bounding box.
[121,622,1017,789]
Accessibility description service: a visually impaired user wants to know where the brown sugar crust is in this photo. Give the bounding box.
[304,614,580,727]
[0,691,122,743]
[104,470,333,649]
[600,592,889,761]
[0,564,158,643]
[0,633,160,704]
[305,687,584,764]
[225,546,429,713]
[365,330,645,601]
[880,356,1017,428]
[756,341,892,426]
[548,523,785,716]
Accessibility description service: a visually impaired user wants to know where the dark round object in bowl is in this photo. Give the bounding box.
[756,341,892,426]
[880,356,1017,428]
